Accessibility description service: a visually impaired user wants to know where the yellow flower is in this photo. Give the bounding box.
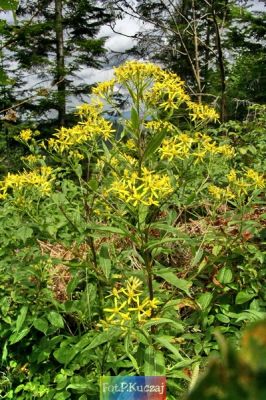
[92,79,115,98]
[0,167,54,198]
[216,144,235,158]
[187,102,219,122]
[245,169,265,189]
[208,185,235,200]
[103,297,128,321]
[109,167,173,207]
[20,129,33,142]
[121,277,143,304]
[227,169,237,183]
[21,154,41,165]
[145,120,176,133]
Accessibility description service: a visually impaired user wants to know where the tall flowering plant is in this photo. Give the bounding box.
[0,62,264,393]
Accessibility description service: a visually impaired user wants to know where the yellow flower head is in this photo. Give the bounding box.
[20,129,33,142]
[92,79,115,98]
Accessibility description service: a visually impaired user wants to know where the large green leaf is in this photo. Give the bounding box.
[155,268,191,296]
[9,328,30,345]
[143,318,184,333]
[235,291,256,305]
[143,129,167,160]
[155,336,183,361]
[15,306,28,332]
[86,329,119,350]
[99,244,111,279]
[33,318,49,334]
[47,311,64,328]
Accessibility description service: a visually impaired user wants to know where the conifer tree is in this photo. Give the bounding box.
[1,0,113,128]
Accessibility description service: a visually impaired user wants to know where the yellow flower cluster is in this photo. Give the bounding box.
[227,168,265,194]
[145,120,176,133]
[209,168,264,201]
[159,134,194,161]
[208,185,235,200]
[159,132,234,163]
[92,79,115,98]
[0,166,53,199]
[99,277,160,330]
[91,61,219,124]
[245,168,265,189]
[187,101,219,122]
[145,73,190,111]
[20,129,33,142]
[48,104,114,153]
[114,60,163,84]
[21,154,42,166]
[109,167,173,207]
[18,129,40,142]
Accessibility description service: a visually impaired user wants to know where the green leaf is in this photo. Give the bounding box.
[33,318,48,334]
[144,345,155,375]
[217,267,233,284]
[15,306,28,332]
[130,107,139,130]
[235,291,256,305]
[197,293,213,311]
[154,350,166,375]
[212,245,223,256]
[9,328,30,345]
[47,311,64,328]
[99,244,111,279]
[191,248,203,267]
[86,224,126,235]
[216,314,230,324]
[155,336,183,361]
[0,0,19,10]
[155,269,191,295]
[53,347,77,365]
[86,329,119,350]
[15,226,33,243]
[143,318,184,333]
[143,129,167,160]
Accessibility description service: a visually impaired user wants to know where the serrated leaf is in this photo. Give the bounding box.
[191,248,203,267]
[86,224,126,235]
[216,313,230,323]
[86,329,119,350]
[154,350,166,375]
[130,106,139,129]
[47,311,64,328]
[144,345,155,375]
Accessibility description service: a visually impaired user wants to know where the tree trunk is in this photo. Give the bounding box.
[55,0,66,126]
[211,4,226,122]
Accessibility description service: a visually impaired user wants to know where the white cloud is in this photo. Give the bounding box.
[99,15,141,53]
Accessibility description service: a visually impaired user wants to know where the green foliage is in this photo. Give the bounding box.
[0,61,265,399]
[185,320,266,400]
